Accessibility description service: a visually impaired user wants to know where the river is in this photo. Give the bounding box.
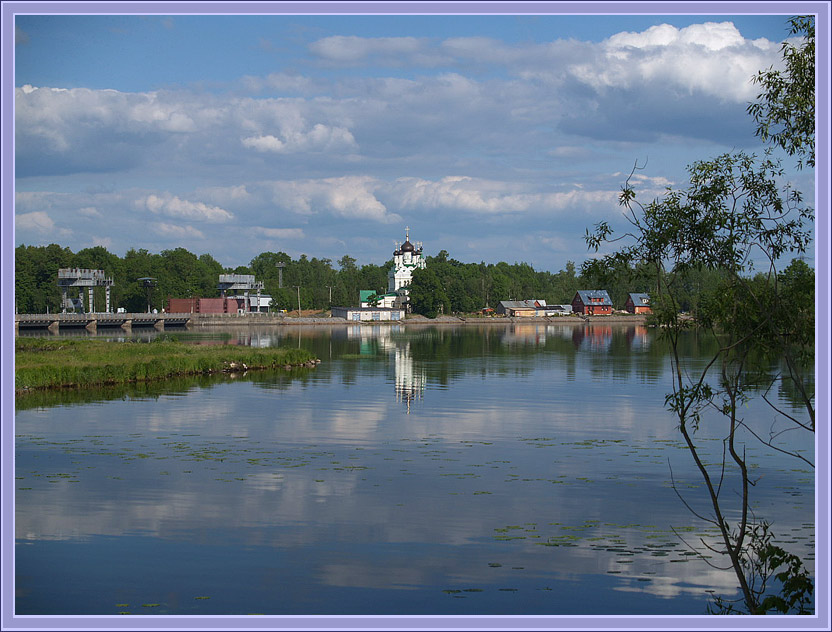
[14,322,815,618]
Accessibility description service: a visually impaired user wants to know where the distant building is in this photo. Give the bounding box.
[496,300,537,317]
[359,289,397,309]
[332,306,405,321]
[167,297,233,314]
[228,294,272,313]
[387,227,426,309]
[166,296,270,314]
[218,274,265,312]
[57,268,114,313]
[166,274,271,314]
[571,290,613,315]
[354,228,427,312]
[496,300,572,317]
[625,292,652,314]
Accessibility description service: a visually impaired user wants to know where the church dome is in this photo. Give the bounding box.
[400,240,415,253]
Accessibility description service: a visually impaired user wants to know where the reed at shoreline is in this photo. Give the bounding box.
[15,338,319,393]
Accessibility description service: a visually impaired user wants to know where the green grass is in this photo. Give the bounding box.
[15,338,318,392]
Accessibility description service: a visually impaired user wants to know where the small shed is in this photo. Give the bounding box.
[571,290,613,315]
[625,292,652,314]
[496,300,555,317]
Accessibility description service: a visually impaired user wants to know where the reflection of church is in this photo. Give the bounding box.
[347,325,426,413]
[391,341,425,413]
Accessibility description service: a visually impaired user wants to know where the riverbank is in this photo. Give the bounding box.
[14,338,319,394]
[189,313,649,327]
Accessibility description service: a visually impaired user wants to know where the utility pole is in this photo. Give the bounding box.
[293,286,301,316]
[326,286,333,317]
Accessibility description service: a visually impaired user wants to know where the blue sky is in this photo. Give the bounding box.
[12,5,817,272]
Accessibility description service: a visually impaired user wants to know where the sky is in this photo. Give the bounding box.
[11,4,818,273]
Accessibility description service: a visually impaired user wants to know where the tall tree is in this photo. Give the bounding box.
[747,16,815,169]
[585,16,815,614]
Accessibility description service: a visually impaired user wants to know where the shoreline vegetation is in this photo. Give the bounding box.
[14,338,319,395]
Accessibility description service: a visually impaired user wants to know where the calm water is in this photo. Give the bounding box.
[14,323,814,616]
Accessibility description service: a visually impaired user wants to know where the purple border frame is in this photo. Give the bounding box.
[1,2,829,630]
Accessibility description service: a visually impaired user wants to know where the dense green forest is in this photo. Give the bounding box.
[14,242,811,318]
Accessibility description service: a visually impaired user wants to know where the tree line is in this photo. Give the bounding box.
[13,242,596,314]
[14,241,811,318]
[14,245,384,314]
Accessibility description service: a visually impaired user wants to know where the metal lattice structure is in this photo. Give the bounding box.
[58,268,114,313]
[218,274,265,313]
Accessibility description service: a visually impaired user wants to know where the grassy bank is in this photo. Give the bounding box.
[15,338,319,393]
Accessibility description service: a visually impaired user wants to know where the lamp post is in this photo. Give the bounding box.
[138,277,157,313]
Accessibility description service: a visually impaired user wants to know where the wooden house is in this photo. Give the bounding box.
[625,292,652,314]
[571,290,613,315]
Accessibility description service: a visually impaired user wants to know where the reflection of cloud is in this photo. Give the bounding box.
[612,566,741,599]
[14,322,814,614]
[143,396,235,432]
[328,403,388,437]
[320,561,431,590]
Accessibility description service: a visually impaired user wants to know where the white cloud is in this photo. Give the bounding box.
[152,222,205,239]
[636,21,745,51]
[309,35,426,63]
[196,185,252,207]
[12,18,795,272]
[140,194,233,223]
[128,94,196,132]
[16,210,55,232]
[15,210,73,238]
[582,21,780,102]
[267,176,400,223]
[257,227,305,239]
[90,236,114,249]
[15,20,783,185]
[383,176,619,216]
[242,134,287,152]
[242,124,356,154]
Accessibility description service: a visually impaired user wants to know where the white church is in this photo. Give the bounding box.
[360,227,426,310]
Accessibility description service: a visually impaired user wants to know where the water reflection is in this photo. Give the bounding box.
[15,323,814,615]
